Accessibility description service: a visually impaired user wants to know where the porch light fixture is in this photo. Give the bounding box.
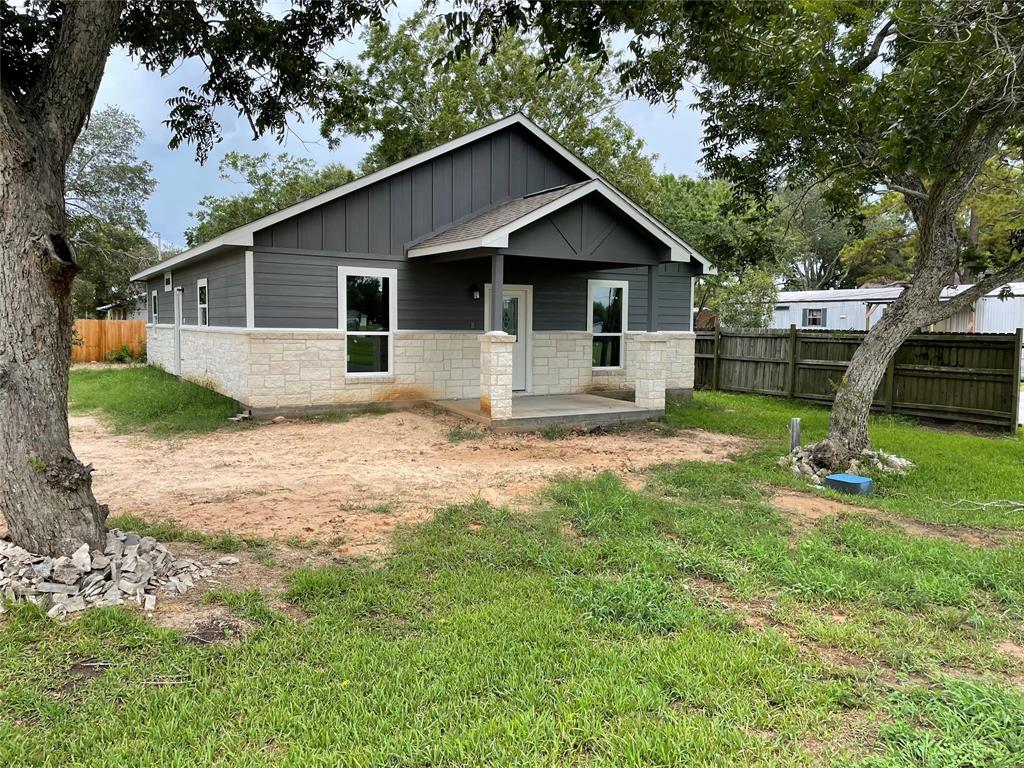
[470,285,482,300]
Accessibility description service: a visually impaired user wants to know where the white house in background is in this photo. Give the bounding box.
[773,283,1024,334]
[95,294,147,321]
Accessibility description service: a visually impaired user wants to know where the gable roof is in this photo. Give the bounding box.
[408,179,696,262]
[132,114,712,281]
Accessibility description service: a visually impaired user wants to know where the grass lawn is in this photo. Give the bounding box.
[2,391,1022,766]
[69,366,240,436]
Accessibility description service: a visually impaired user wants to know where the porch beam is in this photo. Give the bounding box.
[647,264,658,332]
[491,253,505,333]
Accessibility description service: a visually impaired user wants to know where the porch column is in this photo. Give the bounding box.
[479,331,515,420]
[631,332,670,412]
[647,264,658,332]
[491,253,504,333]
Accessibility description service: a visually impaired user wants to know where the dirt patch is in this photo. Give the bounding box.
[184,616,248,646]
[70,409,746,557]
[770,490,1021,547]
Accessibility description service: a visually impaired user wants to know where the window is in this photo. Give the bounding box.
[163,271,172,292]
[588,279,628,368]
[338,267,397,375]
[196,278,209,326]
[802,307,827,327]
[151,290,159,324]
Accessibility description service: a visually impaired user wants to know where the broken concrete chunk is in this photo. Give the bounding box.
[143,594,156,611]
[216,556,240,566]
[36,581,80,595]
[51,558,83,585]
[70,543,92,572]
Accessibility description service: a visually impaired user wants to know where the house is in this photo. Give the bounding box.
[130,114,713,425]
[772,284,1024,374]
[95,294,147,321]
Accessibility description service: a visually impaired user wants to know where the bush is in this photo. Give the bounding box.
[106,344,135,364]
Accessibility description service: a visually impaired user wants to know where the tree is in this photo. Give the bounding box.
[65,105,157,317]
[186,152,355,246]
[651,173,782,318]
[0,0,389,556]
[322,10,661,207]
[775,185,859,291]
[446,0,1024,464]
[707,268,778,329]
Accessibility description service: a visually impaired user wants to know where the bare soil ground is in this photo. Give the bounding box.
[770,489,1024,547]
[68,408,747,557]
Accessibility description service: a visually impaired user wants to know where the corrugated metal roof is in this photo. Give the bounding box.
[777,283,1024,304]
[411,182,590,250]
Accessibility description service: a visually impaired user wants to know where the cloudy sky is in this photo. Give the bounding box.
[92,4,706,250]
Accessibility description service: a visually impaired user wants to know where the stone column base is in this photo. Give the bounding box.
[631,333,670,411]
[479,331,515,420]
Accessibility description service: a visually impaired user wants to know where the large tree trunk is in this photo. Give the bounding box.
[813,211,962,468]
[0,128,108,555]
[0,1,122,556]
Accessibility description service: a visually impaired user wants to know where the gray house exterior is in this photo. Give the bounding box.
[132,115,713,420]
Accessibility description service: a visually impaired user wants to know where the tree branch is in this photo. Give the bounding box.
[25,1,124,160]
[926,259,1024,324]
[851,18,896,73]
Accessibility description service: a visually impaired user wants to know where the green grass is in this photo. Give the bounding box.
[3,391,1022,766]
[667,391,1024,529]
[445,423,484,443]
[538,422,572,440]
[69,366,240,436]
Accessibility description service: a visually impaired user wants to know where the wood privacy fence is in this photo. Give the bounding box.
[695,326,1023,430]
[72,319,147,363]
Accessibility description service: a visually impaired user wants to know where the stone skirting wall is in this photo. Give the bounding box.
[147,325,175,373]
[533,331,696,395]
[179,328,251,401]
[145,327,694,410]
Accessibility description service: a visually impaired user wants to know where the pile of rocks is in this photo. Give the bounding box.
[779,446,913,485]
[0,530,238,619]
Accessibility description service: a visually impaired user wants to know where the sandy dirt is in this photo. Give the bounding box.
[68,409,747,556]
[770,489,1022,547]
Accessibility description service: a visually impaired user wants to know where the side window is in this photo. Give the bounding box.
[197,278,209,326]
[803,308,826,327]
[588,280,628,368]
[339,267,397,375]
[163,272,172,292]
[151,290,159,324]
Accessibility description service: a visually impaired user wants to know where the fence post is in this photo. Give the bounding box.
[711,327,722,391]
[787,324,798,398]
[1011,327,1023,431]
[884,356,896,413]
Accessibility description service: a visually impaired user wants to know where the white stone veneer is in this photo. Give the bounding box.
[145,326,695,409]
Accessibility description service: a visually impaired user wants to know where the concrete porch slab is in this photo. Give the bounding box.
[434,393,663,432]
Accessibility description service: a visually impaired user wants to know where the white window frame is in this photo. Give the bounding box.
[163,271,172,292]
[588,279,629,370]
[151,290,159,325]
[196,278,209,327]
[337,266,398,376]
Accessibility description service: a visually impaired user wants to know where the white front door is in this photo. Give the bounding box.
[486,284,531,391]
[173,287,183,376]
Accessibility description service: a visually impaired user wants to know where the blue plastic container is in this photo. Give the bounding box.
[824,473,873,495]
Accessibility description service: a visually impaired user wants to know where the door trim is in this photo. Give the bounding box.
[484,283,533,393]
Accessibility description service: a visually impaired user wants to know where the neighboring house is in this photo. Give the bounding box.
[95,294,147,321]
[773,284,1024,375]
[131,114,714,422]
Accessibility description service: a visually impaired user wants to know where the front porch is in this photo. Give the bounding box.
[435,391,662,432]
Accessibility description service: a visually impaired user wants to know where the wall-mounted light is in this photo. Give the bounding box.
[470,284,482,301]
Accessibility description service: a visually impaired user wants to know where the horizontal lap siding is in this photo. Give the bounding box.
[147,250,246,327]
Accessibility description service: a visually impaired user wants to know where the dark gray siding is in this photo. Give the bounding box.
[145,250,246,327]
[146,277,170,324]
[252,125,586,256]
[505,195,668,265]
[253,249,698,332]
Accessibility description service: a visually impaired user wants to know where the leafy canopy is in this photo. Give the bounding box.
[322,10,661,207]
[185,153,355,246]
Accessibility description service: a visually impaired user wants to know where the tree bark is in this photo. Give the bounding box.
[814,210,963,468]
[0,1,122,556]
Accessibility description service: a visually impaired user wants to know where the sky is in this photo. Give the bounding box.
[91,6,706,251]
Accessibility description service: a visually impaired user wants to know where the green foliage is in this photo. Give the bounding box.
[322,11,661,208]
[66,106,158,318]
[445,423,484,443]
[706,267,778,328]
[185,152,356,246]
[68,366,240,436]
[104,344,138,364]
[108,514,247,553]
[538,423,571,440]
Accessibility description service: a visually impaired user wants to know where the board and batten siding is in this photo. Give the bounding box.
[252,248,698,332]
[252,125,586,256]
[147,249,246,327]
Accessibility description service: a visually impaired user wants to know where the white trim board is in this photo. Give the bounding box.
[337,266,399,377]
[588,278,629,371]
[131,114,712,281]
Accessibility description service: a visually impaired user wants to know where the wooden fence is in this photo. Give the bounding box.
[72,319,147,363]
[695,326,1023,430]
